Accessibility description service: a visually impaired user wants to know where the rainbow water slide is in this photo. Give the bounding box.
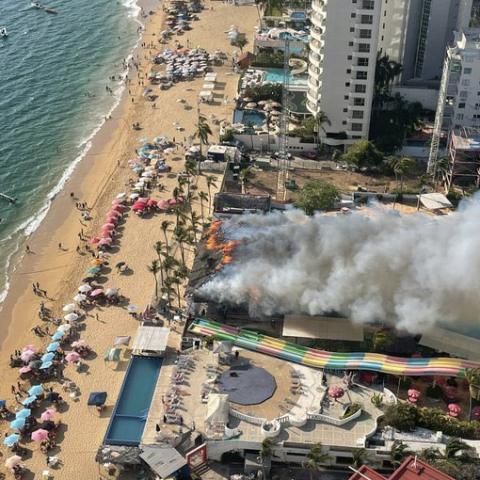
[189,318,480,378]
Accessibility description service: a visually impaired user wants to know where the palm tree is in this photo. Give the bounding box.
[174,225,188,266]
[259,438,274,479]
[390,441,412,468]
[198,191,209,222]
[239,167,252,194]
[387,156,415,205]
[189,211,201,241]
[185,158,197,178]
[351,448,369,469]
[374,53,403,99]
[147,259,160,299]
[302,443,331,480]
[314,111,331,148]
[194,114,212,164]
[162,254,178,277]
[205,175,217,212]
[419,447,442,463]
[161,220,173,250]
[161,278,174,309]
[464,368,480,420]
[445,437,473,460]
[154,241,166,285]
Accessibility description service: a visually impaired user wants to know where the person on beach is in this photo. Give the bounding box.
[26,245,31,254]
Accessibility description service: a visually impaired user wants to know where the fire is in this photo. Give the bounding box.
[204,221,240,269]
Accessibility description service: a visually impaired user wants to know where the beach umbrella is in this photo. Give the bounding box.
[71,340,87,348]
[10,418,26,430]
[242,97,253,102]
[15,409,31,419]
[102,223,115,230]
[31,429,49,442]
[22,396,37,406]
[113,335,130,346]
[448,403,461,417]
[98,238,113,246]
[57,324,71,333]
[41,353,55,363]
[87,266,101,275]
[127,305,138,313]
[78,284,92,293]
[51,331,64,342]
[89,237,101,245]
[4,455,22,469]
[65,352,80,363]
[147,199,158,207]
[105,288,118,297]
[46,342,60,353]
[116,193,126,199]
[20,350,36,363]
[73,293,87,303]
[106,215,118,224]
[90,259,104,267]
[22,344,36,352]
[40,361,53,370]
[62,304,76,313]
[3,434,20,447]
[64,313,79,322]
[40,408,56,422]
[111,199,123,206]
[19,366,32,374]
[90,288,103,297]
[328,386,344,402]
[108,209,122,217]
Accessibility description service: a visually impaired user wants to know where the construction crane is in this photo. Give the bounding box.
[427,48,461,177]
[276,39,291,201]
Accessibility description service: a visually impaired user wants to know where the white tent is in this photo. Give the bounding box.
[140,446,186,479]
[418,192,452,210]
[132,326,170,354]
[205,394,229,426]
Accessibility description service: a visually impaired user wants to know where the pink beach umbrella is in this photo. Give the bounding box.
[111,199,124,206]
[19,366,32,374]
[22,345,36,352]
[108,209,122,217]
[90,288,103,297]
[447,403,462,417]
[328,386,345,402]
[89,237,101,245]
[40,408,56,422]
[146,199,158,208]
[98,238,113,246]
[65,352,81,363]
[102,223,115,230]
[20,350,36,363]
[407,388,421,404]
[106,216,118,224]
[31,429,49,442]
[72,340,87,348]
[4,455,22,469]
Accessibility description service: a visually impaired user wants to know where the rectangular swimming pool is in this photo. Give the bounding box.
[261,68,308,87]
[233,109,266,127]
[104,356,163,446]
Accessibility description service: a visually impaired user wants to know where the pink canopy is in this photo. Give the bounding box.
[98,238,112,246]
[106,216,118,224]
[111,199,123,206]
[90,288,103,297]
[108,210,122,217]
[407,389,421,399]
[65,352,81,363]
[71,340,87,348]
[89,237,100,245]
[111,205,125,212]
[137,197,148,203]
[102,223,115,230]
[158,199,170,210]
[328,386,344,401]
[19,366,32,374]
[100,232,113,239]
[132,203,146,211]
[31,429,49,442]
[20,350,36,363]
[447,403,461,417]
[22,344,36,352]
[40,408,56,422]
[168,197,184,205]
[146,199,158,207]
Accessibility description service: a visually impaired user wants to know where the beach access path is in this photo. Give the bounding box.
[0,2,259,478]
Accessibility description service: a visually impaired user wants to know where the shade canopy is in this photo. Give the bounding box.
[87,391,107,406]
[132,326,170,353]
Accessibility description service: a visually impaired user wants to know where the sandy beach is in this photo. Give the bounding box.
[0,2,258,478]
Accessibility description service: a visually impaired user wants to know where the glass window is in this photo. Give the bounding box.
[458,102,466,109]
[461,79,470,86]
[352,110,364,119]
[356,71,368,80]
[351,123,363,131]
[464,67,472,74]
[355,84,367,93]
[358,43,370,52]
[354,97,365,106]
[359,29,372,39]
[357,58,369,66]
[460,90,468,98]
[361,15,373,24]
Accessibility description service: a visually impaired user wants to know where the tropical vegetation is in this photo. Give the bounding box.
[295,180,339,214]
[341,140,383,170]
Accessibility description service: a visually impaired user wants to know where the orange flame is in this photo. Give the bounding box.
[204,222,240,269]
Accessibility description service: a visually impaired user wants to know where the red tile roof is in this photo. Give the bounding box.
[347,465,386,480]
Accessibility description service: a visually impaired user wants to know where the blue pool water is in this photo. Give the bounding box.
[262,68,308,86]
[233,109,266,127]
[104,356,163,446]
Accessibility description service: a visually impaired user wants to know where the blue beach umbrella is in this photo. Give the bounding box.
[47,342,60,353]
[28,384,43,396]
[41,353,55,363]
[22,396,37,406]
[10,417,26,430]
[40,361,53,370]
[51,332,64,341]
[0,400,5,408]
[3,434,20,446]
[15,408,31,419]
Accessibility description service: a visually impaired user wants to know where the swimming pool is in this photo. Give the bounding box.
[262,68,308,87]
[104,356,162,446]
[233,109,266,127]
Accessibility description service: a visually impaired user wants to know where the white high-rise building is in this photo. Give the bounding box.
[307,0,382,144]
[306,0,473,145]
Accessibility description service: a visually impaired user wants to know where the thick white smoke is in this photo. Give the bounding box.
[199,197,480,333]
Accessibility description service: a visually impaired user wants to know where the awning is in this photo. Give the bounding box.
[140,446,186,479]
[205,393,229,425]
[420,327,480,361]
[418,193,452,210]
[282,315,364,342]
[132,326,170,353]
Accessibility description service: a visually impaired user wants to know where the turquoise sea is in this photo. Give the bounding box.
[0,0,140,303]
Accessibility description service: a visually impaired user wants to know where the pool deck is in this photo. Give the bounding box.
[140,347,383,449]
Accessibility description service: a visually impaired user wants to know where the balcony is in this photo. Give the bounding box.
[309,52,323,68]
[308,65,323,79]
[307,77,322,93]
[310,27,323,43]
[306,98,319,114]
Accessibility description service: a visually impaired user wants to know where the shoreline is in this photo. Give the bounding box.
[0,1,148,327]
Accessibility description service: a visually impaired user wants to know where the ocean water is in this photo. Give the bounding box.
[0,0,140,304]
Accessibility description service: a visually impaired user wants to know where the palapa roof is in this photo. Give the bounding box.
[213,193,271,214]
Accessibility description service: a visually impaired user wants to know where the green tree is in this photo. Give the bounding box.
[303,443,331,480]
[370,393,384,409]
[198,191,209,222]
[464,368,480,420]
[295,180,339,215]
[374,53,403,100]
[445,437,474,460]
[387,156,415,194]
[194,115,213,162]
[390,441,412,468]
[154,241,166,285]
[239,167,253,194]
[232,37,248,52]
[383,403,418,432]
[341,140,383,170]
[147,259,160,299]
[161,220,173,250]
[259,438,274,479]
[351,448,369,469]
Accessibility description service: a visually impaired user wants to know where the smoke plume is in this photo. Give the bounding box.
[199,198,480,333]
